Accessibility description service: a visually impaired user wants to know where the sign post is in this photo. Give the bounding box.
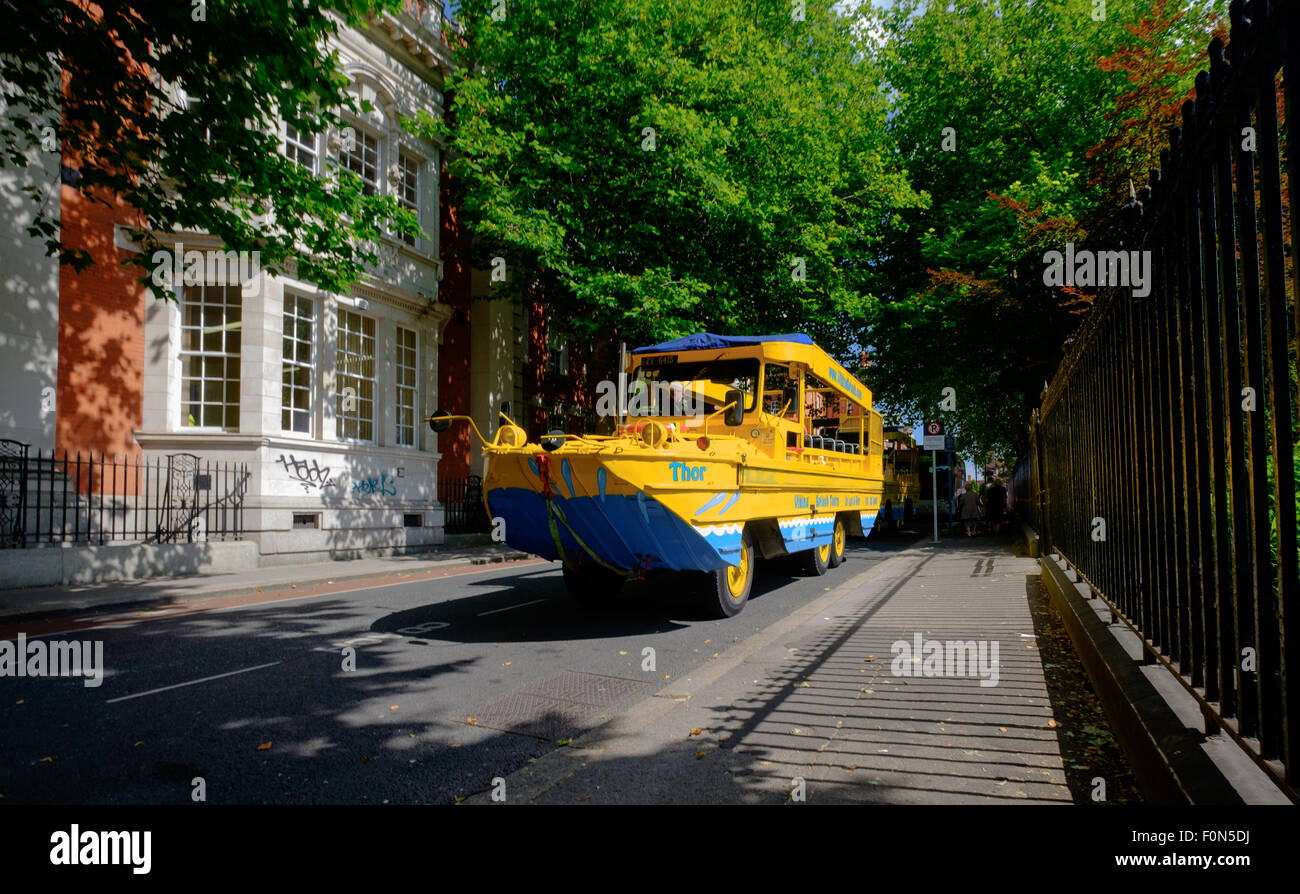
[923,422,945,543]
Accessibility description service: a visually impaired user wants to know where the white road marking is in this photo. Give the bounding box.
[477,598,548,617]
[105,661,282,704]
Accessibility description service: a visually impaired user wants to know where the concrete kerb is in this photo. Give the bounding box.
[463,540,932,805]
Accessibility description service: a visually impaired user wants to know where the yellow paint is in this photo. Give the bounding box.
[482,337,886,539]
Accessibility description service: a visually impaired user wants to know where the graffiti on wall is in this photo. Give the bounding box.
[352,473,398,497]
[277,454,335,492]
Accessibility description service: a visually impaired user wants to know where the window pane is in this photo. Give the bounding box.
[280,294,314,435]
[335,308,376,442]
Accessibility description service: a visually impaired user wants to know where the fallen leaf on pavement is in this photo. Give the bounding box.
[557,738,571,746]
[694,751,707,759]
[689,728,703,736]
[390,705,399,710]
[502,661,512,667]
[257,742,271,751]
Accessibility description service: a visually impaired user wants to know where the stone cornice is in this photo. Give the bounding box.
[369,4,454,80]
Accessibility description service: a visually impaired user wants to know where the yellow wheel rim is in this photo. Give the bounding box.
[726,541,750,600]
[833,520,845,556]
[818,543,830,563]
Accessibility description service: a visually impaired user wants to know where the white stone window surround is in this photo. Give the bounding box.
[136,237,260,438]
[136,244,447,453]
[334,62,439,259]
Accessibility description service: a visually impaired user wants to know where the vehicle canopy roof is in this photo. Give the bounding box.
[630,332,872,411]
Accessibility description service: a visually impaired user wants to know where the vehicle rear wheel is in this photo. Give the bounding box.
[703,527,753,618]
[828,515,846,568]
[802,536,830,576]
[563,563,625,610]
[877,500,893,536]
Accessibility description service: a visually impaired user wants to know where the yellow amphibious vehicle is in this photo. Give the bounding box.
[429,333,888,617]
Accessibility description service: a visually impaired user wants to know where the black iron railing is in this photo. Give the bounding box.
[1013,0,1298,795]
[0,441,250,547]
[438,474,491,534]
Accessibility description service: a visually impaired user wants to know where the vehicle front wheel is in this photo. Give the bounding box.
[563,563,625,610]
[703,527,754,618]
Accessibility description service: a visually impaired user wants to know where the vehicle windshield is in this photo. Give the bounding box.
[630,358,759,415]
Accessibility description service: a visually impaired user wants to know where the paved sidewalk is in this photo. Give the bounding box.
[475,538,1072,804]
[0,542,532,622]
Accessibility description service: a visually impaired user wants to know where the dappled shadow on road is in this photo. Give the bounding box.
[371,535,912,645]
[444,537,1105,805]
[0,533,927,805]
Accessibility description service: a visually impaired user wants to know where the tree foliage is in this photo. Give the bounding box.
[420,0,922,359]
[861,0,1219,462]
[0,0,419,296]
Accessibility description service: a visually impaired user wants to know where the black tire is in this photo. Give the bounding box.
[702,527,754,618]
[563,563,625,610]
[828,515,846,568]
[802,534,830,576]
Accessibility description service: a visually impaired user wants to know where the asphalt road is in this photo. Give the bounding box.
[0,533,920,804]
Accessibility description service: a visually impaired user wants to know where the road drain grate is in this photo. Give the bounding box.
[464,670,652,740]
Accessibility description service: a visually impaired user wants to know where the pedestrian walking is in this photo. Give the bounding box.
[950,480,965,532]
[984,478,1008,535]
[957,482,982,536]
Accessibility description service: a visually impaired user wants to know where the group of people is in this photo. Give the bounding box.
[953,478,1008,537]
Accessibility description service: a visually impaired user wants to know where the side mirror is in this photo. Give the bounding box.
[723,389,745,427]
[427,409,452,433]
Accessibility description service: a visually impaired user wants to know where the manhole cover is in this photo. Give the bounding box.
[465,670,651,740]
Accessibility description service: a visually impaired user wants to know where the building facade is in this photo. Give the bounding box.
[1,2,459,566]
